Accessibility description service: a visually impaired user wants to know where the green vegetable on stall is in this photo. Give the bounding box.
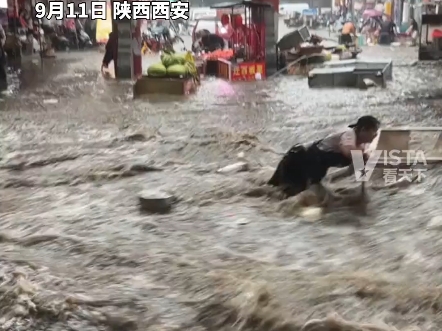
[161,53,187,67]
[172,54,186,65]
[167,64,187,77]
[147,63,167,77]
[161,54,174,67]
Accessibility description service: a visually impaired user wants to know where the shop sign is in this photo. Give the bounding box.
[232,62,266,81]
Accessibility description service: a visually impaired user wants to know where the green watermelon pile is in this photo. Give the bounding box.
[147,51,191,78]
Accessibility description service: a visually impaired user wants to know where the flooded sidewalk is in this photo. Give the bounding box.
[1,47,442,331]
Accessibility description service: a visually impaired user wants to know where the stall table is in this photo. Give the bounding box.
[195,58,219,77]
[133,76,197,97]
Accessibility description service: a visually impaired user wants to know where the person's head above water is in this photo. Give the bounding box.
[348,115,380,144]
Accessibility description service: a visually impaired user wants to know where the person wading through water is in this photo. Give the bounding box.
[0,23,6,90]
[340,19,357,46]
[406,17,419,46]
[101,31,117,73]
[268,116,380,197]
[378,15,396,45]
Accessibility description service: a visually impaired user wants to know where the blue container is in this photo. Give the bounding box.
[357,35,366,46]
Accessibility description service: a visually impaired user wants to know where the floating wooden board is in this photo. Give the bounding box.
[375,129,410,152]
[308,65,388,88]
[373,127,442,166]
[381,127,442,131]
[324,59,393,80]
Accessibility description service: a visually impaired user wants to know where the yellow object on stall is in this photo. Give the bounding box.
[384,2,392,17]
[96,2,112,44]
[142,42,151,55]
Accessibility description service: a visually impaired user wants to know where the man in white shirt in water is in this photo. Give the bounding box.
[268,115,380,197]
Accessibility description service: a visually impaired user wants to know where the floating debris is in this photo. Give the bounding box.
[43,99,59,104]
[139,190,175,214]
[216,162,249,174]
[427,216,442,230]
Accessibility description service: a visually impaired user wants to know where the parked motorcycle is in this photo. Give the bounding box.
[21,29,43,53]
[67,20,93,49]
[142,26,179,54]
[40,23,66,51]
[49,27,69,51]
[52,20,92,50]
[77,29,93,48]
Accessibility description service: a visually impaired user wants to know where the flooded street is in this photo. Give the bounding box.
[2,27,442,331]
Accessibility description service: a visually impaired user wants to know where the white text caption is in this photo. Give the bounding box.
[34,1,190,20]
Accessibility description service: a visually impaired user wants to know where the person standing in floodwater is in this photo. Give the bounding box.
[268,116,380,198]
[340,19,357,45]
[0,24,6,89]
[101,31,117,72]
[406,18,419,46]
[379,15,396,45]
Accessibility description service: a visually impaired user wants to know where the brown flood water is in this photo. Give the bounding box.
[1,46,442,331]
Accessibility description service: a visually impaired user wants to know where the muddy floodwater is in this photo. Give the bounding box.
[1,44,442,331]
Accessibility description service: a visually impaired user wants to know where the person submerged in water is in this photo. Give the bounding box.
[268,115,380,197]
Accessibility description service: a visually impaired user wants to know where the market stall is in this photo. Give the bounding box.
[134,51,200,97]
[198,49,233,76]
[206,0,278,81]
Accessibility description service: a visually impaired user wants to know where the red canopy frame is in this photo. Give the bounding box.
[212,0,273,62]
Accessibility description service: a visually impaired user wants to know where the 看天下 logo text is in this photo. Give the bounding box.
[351,150,427,184]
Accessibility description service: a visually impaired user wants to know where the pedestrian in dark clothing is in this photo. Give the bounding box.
[406,18,419,45]
[379,16,396,45]
[102,31,116,71]
[0,24,7,89]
